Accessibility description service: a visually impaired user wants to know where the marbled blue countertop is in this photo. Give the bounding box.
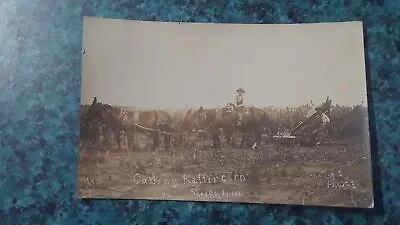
[1,0,399,224]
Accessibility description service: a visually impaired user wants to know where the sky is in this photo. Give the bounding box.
[80,17,369,109]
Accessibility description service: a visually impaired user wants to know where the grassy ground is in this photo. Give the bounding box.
[77,136,374,208]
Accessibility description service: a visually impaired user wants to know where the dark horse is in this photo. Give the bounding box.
[191,106,271,149]
[80,104,98,145]
[122,109,173,151]
[172,108,212,149]
[81,102,124,149]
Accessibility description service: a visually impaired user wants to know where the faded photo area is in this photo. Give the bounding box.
[77,16,374,208]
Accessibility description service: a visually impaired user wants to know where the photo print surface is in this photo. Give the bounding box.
[77,16,374,208]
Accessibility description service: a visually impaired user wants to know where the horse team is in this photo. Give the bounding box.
[80,101,275,152]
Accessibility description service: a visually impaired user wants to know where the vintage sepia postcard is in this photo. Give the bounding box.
[77,16,374,208]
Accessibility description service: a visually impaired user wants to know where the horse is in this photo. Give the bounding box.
[79,104,107,146]
[80,105,95,148]
[172,108,213,149]
[122,109,174,151]
[80,103,124,150]
[79,103,123,162]
[191,106,272,149]
[171,109,193,148]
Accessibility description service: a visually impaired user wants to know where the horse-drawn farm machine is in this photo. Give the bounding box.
[271,97,332,146]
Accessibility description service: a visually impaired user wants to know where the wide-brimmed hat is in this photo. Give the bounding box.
[236,88,245,93]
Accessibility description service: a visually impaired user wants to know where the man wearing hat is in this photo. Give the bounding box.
[313,106,331,145]
[92,96,97,105]
[235,88,245,127]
